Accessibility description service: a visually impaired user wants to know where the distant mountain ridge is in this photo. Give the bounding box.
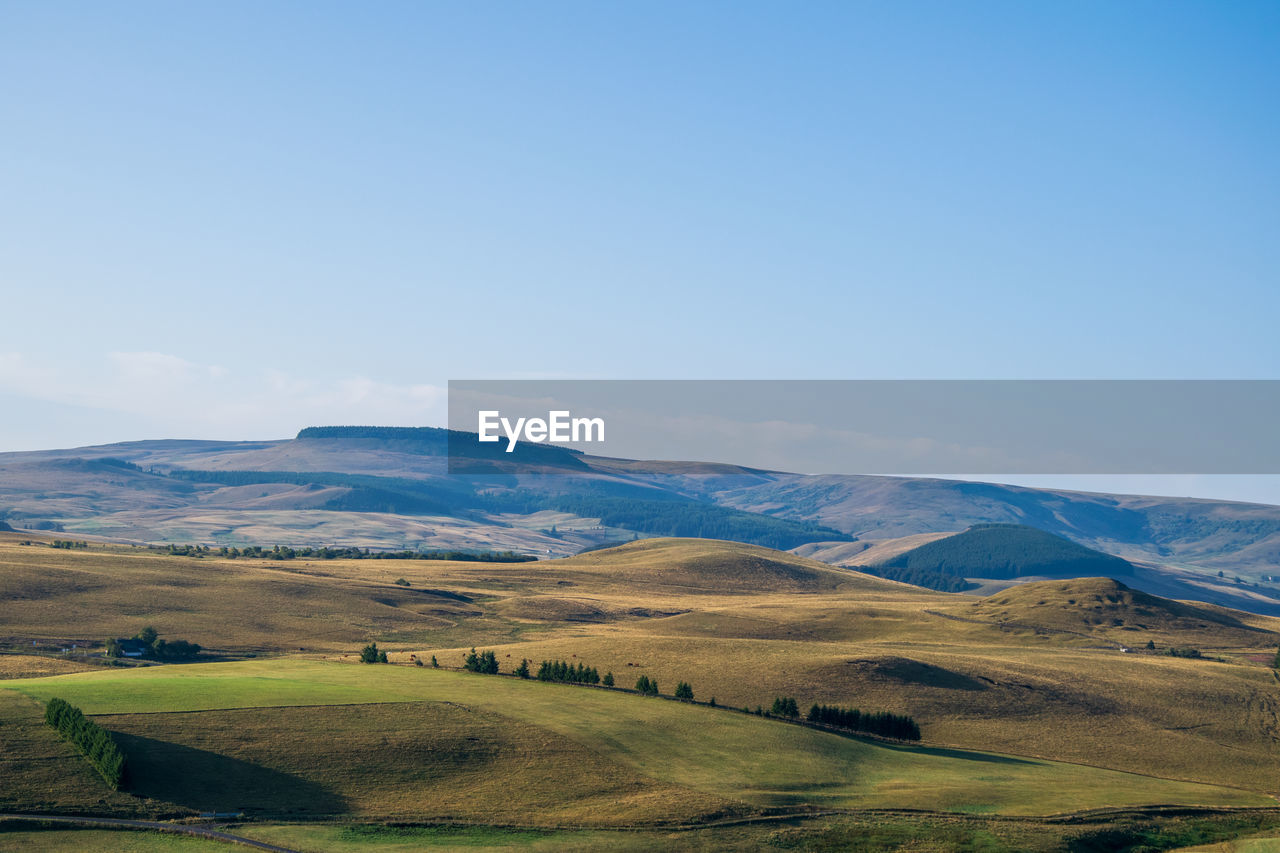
[1,427,1278,613]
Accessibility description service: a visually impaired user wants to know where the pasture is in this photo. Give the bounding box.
[1,659,1271,825]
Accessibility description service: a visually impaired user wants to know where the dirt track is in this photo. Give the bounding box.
[0,814,300,852]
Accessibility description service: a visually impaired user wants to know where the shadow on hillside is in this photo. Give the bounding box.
[899,745,1038,766]
[850,657,990,691]
[111,731,347,816]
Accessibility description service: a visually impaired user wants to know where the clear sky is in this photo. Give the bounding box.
[1,2,1277,501]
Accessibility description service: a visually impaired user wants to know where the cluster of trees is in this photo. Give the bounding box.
[462,652,647,696]
[164,544,210,557]
[807,703,922,741]
[674,681,694,700]
[859,565,977,592]
[167,543,536,563]
[151,638,201,660]
[44,698,126,788]
[635,675,660,695]
[1148,512,1280,545]
[537,659,601,684]
[107,626,201,660]
[464,648,500,674]
[487,493,852,551]
[1166,646,1203,659]
[879,523,1132,581]
[360,642,389,663]
[297,426,451,441]
[771,696,800,717]
[96,457,143,471]
[50,540,89,550]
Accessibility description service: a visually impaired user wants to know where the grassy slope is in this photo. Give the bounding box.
[0,660,1270,822]
[0,536,482,652]
[0,830,227,852]
[969,577,1271,639]
[4,537,1279,798]
[415,631,1280,794]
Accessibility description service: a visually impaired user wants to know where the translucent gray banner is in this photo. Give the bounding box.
[447,380,1280,475]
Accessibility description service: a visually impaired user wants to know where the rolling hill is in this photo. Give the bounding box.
[2,660,1269,824]
[3,533,1280,850]
[2,426,1279,614]
[3,534,1279,794]
[964,577,1272,645]
[855,523,1135,591]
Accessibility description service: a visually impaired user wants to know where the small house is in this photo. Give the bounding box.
[116,639,149,658]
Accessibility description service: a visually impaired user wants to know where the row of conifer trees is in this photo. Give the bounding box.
[807,702,921,740]
[454,648,920,741]
[44,697,126,788]
[536,659,601,684]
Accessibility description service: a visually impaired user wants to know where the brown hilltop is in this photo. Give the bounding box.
[963,577,1277,645]
[555,537,912,594]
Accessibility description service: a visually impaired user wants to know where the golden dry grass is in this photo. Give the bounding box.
[0,654,99,679]
[4,660,1270,824]
[3,536,1279,804]
[0,538,480,654]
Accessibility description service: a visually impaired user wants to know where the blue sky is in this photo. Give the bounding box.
[1,2,1277,500]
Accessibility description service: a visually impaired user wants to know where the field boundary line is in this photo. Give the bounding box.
[0,813,301,851]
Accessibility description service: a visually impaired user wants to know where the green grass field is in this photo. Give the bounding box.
[1,659,1270,826]
[232,814,1280,853]
[0,829,227,852]
[8,809,1280,853]
[5,536,1280,850]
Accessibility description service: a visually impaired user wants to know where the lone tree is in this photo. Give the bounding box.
[674,681,694,701]
[515,658,530,678]
[602,671,615,687]
[360,642,382,663]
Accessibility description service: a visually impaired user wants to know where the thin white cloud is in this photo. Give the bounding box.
[0,350,447,445]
